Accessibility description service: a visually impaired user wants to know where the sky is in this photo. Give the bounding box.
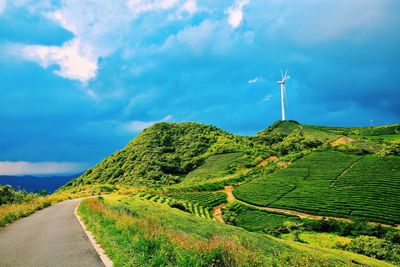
[0,0,399,175]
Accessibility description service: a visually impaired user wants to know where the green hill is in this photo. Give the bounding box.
[63,122,270,188]
[62,120,400,190]
[60,120,400,266]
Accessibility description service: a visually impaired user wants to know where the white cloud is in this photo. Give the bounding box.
[248,77,258,84]
[0,161,86,175]
[182,0,196,15]
[8,0,190,84]
[22,39,98,83]
[127,0,179,16]
[161,19,245,55]
[0,0,6,15]
[124,115,173,133]
[226,0,250,28]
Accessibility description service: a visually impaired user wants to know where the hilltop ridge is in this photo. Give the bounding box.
[62,120,400,191]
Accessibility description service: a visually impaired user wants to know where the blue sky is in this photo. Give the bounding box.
[0,0,399,175]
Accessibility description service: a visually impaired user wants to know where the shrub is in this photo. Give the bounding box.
[331,142,369,155]
[169,201,187,212]
[379,143,400,156]
[385,231,400,245]
[302,219,389,238]
[0,185,31,205]
[272,130,322,156]
[337,236,400,264]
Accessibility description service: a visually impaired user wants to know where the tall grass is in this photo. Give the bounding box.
[0,193,72,227]
[77,197,390,267]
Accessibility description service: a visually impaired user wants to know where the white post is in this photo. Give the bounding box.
[281,83,286,121]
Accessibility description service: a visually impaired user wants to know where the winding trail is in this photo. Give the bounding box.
[0,199,104,267]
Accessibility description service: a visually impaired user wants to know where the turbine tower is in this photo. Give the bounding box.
[277,69,289,121]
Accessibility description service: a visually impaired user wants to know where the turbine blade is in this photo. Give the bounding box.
[280,69,283,80]
[284,69,288,79]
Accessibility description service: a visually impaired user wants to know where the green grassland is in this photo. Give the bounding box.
[56,120,400,266]
[302,124,400,138]
[183,152,243,184]
[78,196,393,267]
[61,122,271,189]
[234,151,400,224]
[61,120,400,190]
[281,232,352,249]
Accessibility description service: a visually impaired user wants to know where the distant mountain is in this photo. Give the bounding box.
[0,173,81,193]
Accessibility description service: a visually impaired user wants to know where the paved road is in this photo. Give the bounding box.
[0,199,104,267]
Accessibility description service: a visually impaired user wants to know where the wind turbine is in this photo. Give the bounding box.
[277,69,290,121]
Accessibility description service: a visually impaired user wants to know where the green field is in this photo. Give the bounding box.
[165,192,227,208]
[77,196,393,267]
[56,121,400,266]
[223,201,301,232]
[138,192,226,220]
[183,152,243,184]
[302,125,342,141]
[281,232,352,249]
[234,151,400,224]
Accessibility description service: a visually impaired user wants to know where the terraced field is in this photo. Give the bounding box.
[224,201,301,232]
[139,192,226,220]
[165,192,227,208]
[234,151,400,225]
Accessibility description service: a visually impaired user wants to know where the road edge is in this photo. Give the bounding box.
[74,200,113,267]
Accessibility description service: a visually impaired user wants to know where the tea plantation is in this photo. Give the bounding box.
[139,191,228,220]
[164,192,227,208]
[234,151,400,224]
[183,152,243,184]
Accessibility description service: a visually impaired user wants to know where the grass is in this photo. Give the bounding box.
[183,152,243,184]
[78,196,393,266]
[165,171,249,192]
[234,151,400,225]
[281,232,352,249]
[0,193,73,227]
[302,125,342,142]
[361,134,400,142]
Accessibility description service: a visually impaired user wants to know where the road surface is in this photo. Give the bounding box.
[0,199,104,267]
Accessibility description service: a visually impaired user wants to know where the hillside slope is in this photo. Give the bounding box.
[234,151,400,224]
[63,122,269,188]
[62,120,399,190]
[78,196,393,267]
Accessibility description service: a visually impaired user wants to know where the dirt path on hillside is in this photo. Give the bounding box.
[257,156,278,167]
[211,185,236,223]
[212,204,225,223]
[330,136,354,146]
[215,185,399,228]
[223,185,235,202]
